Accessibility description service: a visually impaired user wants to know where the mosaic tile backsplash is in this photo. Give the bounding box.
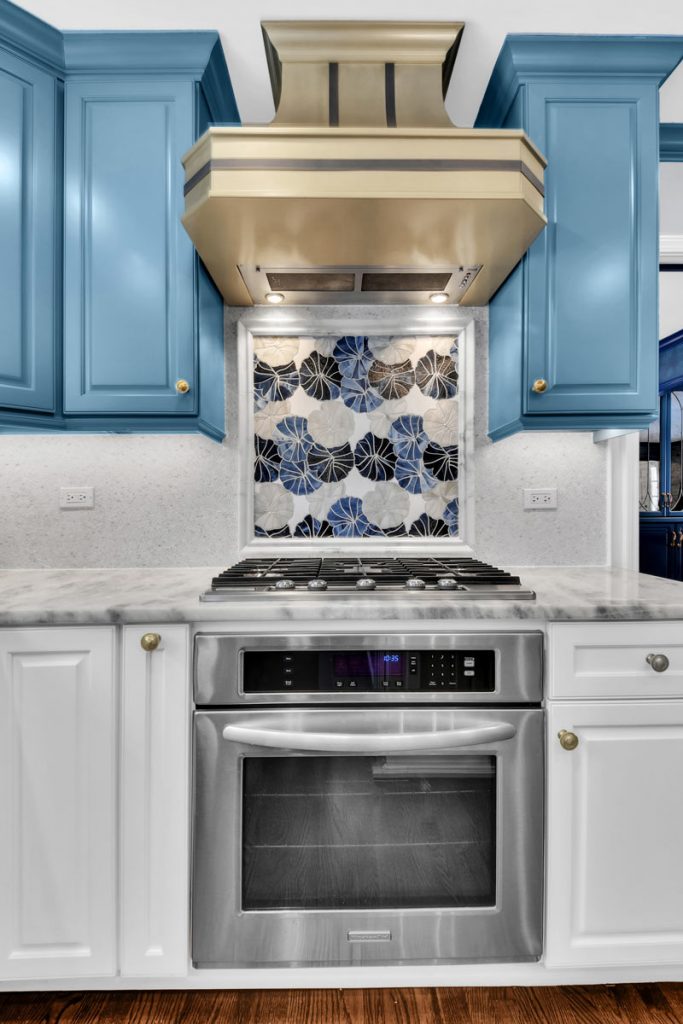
[252,335,460,539]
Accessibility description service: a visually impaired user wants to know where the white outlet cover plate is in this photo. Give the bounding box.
[523,487,558,510]
[60,486,94,509]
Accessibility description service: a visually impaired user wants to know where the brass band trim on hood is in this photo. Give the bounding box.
[184,157,545,197]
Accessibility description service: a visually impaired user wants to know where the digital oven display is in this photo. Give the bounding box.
[333,652,404,678]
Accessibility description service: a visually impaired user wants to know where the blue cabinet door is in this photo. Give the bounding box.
[640,520,683,580]
[0,49,57,412]
[63,80,197,415]
[523,81,658,419]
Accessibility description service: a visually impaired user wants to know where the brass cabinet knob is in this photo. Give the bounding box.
[531,378,548,394]
[175,379,190,394]
[646,653,670,673]
[558,730,579,751]
[140,632,162,652]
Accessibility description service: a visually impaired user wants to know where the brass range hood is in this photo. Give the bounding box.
[182,22,547,307]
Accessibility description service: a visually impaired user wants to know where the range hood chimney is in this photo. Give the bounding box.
[182,22,547,307]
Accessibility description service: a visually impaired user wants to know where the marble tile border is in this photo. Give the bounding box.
[236,306,478,558]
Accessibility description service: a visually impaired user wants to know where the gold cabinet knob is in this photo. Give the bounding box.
[140,632,162,652]
[175,379,190,394]
[558,729,579,751]
[646,653,670,673]
[531,378,548,394]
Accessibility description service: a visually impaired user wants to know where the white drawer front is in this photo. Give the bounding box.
[549,621,683,698]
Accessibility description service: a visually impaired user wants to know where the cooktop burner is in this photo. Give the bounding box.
[201,557,535,600]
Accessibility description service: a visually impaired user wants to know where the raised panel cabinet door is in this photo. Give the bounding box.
[120,626,190,976]
[546,701,683,967]
[524,82,658,417]
[63,80,197,415]
[639,521,675,579]
[0,50,57,412]
[0,628,117,979]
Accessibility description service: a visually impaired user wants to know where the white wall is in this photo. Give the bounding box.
[18,0,683,130]
[0,309,608,569]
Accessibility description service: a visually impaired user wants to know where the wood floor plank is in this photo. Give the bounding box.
[3,986,683,1024]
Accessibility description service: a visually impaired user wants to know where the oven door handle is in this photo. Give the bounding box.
[221,719,516,753]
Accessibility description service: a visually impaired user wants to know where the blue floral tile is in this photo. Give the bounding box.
[354,432,396,481]
[340,375,383,414]
[333,336,374,379]
[423,442,459,481]
[294,515,333,537]
[299,351,342,401]
[274,416,314,462]
[394,458,437,495]
[253,359,299,402]
[252,334,460,538]
[328,496,374,537]
[409,513,449,537]
[388,415,428,461]
[255,524,292,538]
[308,443,354,483]
[280,459,323,496]
[254,436,280,483]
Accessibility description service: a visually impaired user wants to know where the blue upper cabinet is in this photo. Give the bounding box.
[476,36,683,441]
[0,7,61,414]
[63,79,197,416]
[61,33,239,437]
[0,6,239,440]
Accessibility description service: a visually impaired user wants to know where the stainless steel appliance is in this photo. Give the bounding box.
[200,556,536,600]
[192,629,544,968]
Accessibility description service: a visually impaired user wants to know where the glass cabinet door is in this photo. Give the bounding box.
[639,394,665,512]
[669,391,683,513]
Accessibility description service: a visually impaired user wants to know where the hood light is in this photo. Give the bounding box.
[265,292,285,304]
[429,292,449,304]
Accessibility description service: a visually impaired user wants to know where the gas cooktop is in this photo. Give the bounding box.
[201,557,536,600]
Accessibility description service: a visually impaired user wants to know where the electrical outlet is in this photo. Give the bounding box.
[60,486,94,510]
[523,487,557,510]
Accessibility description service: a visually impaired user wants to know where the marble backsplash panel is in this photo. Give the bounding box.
[252,334,461,539]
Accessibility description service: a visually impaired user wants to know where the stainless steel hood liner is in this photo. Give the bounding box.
[182,22,547,307]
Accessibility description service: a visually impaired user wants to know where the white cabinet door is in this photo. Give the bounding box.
[546,701,683,967]
[120,626,190,976]
[0,628,117,979]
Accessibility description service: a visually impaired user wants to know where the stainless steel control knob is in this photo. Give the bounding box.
[307,579,328,591]
[274,578,296,591]
[437,577,458,590]
[356,578,376,590]
[646,653,670,673]
[405,577,426,590]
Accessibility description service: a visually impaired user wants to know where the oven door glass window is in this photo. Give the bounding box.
[242,754,496,911]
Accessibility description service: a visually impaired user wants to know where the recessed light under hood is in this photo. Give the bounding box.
[182,21,547,307]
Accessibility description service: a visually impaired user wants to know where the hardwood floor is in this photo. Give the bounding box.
[2,986,683,1024]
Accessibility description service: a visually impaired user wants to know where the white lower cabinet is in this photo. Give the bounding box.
[546,700,683,967]
[0,628,117,979]
[120,625,190,976]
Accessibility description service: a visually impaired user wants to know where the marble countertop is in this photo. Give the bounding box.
[0,565,683,626]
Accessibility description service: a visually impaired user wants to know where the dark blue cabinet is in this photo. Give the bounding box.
[0,2,238,439]
[0,35,59,413]
[477,37,683,440]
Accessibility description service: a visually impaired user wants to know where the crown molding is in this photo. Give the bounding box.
[661,123,683,162]
[0,0,64,74]
[62,30,223,78]
[476,35,683,128]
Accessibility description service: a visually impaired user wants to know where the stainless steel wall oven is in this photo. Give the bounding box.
[192,631,544,968]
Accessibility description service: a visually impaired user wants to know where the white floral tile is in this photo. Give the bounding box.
[252,334,460,539]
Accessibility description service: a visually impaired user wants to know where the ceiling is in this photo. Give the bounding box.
[16,0,683,127]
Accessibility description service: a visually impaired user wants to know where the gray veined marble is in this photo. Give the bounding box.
[0,566,683,627]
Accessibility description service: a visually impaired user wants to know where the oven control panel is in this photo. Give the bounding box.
[243,649,495,693]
